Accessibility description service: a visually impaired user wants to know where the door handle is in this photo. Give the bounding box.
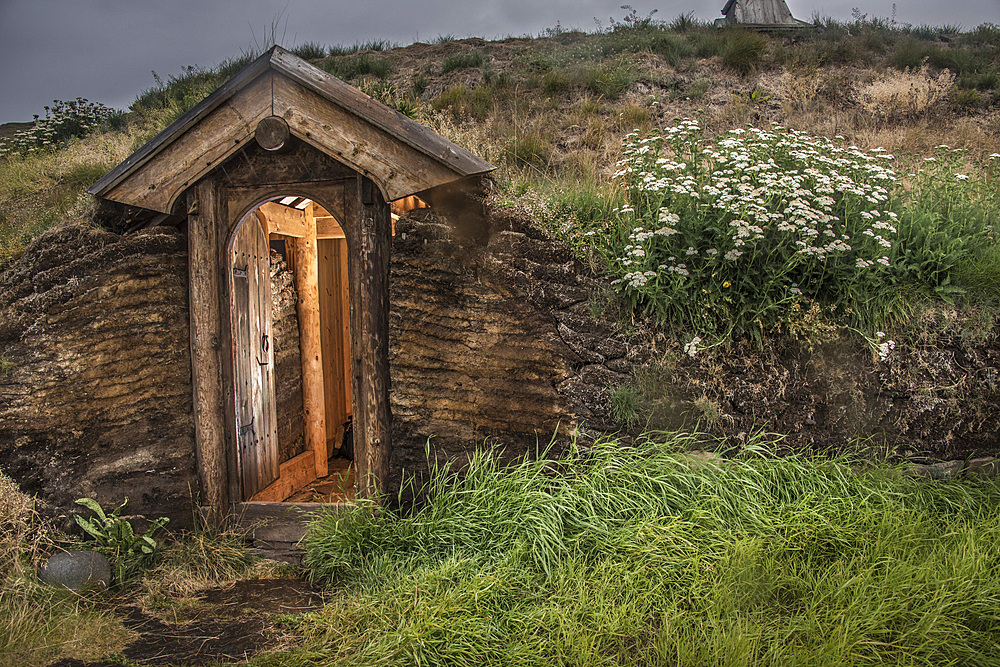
[257,334,270,366]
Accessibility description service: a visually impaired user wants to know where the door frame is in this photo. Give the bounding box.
[188,171,391,522]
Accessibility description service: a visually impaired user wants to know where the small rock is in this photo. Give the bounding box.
[929,460,964,479]
[907,461,963,480]
[965,457,998,478]
[39,550,111,591]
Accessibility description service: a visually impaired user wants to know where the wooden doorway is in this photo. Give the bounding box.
[232,198,353,503]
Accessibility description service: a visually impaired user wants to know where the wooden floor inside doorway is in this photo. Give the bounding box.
[285,458,355,503]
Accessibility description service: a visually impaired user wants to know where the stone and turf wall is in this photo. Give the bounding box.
[0,225,197,528]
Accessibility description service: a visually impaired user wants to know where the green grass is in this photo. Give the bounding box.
[322,53,392,80]
[579,63,634,99]
[720,28,769,75]
[327,39,395,56]
[608,383,641,426]
[0,468,288,666]
[432,82,510,120]
[504,131,552,169]
[440,51,484,74]
[296,434,1000,666]
[291,41,327,60]
[0,472,132,666]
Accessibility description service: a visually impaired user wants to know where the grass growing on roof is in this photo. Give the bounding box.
[297,434,1000,666]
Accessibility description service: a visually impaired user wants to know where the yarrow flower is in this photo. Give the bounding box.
[610,119,901,337]
[684,336,702,358]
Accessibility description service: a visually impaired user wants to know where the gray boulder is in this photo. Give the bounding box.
[39,550,111,591]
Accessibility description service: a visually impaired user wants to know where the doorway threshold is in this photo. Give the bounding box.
[223,460,356,563]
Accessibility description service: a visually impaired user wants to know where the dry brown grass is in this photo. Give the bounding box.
[0,472,134,667]
[139,531,292,602]
[3,28,998,269]
[0,471,40,577]
[854,64,956,119]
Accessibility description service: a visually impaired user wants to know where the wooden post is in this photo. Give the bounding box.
[345,176,391,498]
[187,179,229,523]
[291,203,328,479]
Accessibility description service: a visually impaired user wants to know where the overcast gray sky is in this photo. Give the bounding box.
[0,0,997,124]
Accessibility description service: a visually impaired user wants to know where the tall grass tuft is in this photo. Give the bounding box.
[322,53,392,81]
[440,51,484,74]
[300,434,1000,666]
[579,63,634,99]
[291,41,327,60]
[721,28,769,75]
[140,530,289,600]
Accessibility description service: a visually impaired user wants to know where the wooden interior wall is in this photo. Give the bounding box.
[318,237,352,451]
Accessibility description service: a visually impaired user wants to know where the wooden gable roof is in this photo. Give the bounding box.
[88,46,495,214]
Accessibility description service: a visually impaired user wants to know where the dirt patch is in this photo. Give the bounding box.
[47,579,325,666]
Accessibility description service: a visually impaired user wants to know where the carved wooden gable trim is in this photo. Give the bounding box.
[88,46,494,213]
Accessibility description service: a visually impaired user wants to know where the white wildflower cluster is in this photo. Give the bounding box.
[0,98,118,157]
[683,336,702,358]
[611,120,898,299]
[875,331,895,362]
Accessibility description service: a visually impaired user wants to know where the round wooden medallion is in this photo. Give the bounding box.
[255,116,291,151]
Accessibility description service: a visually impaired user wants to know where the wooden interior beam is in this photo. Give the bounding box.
[258,201,309,237]
[226,180,348,232]
[291,202,329,480]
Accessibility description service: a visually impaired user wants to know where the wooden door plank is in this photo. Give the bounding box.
[246,219,263,495]
[253,216,280,489]
[231,221,257,498]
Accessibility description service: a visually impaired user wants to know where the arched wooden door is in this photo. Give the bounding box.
[230,215,279,500]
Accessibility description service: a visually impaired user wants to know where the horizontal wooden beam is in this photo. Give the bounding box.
[259,201,309,237]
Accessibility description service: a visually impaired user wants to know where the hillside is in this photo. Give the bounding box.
[1,15,999,460]
[3,17,1000,667]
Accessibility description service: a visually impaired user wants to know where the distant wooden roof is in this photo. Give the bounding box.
[88,46,495,214]
[719,0,810,28]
